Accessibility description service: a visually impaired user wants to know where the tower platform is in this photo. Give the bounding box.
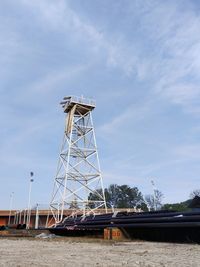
[60,96,96,115]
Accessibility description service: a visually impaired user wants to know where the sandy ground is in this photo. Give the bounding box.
[0,238,199,267]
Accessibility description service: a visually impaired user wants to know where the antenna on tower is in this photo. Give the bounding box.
[49,95,107,225]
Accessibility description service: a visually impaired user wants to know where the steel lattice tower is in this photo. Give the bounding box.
[49,96,107,224]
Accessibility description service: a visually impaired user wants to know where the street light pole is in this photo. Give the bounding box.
[8,192,14,225]
[35,203,39,229]
[151,180,157,211]
[26,172,34,229]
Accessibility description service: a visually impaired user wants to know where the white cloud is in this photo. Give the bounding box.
[18,0,144,77]
[173,144,200,161]
[99,102,151,136]
[141,1,200,113]
[159,84,200,105]
[27,64,88,94]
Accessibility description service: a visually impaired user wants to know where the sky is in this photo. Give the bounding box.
[0,0,200,209]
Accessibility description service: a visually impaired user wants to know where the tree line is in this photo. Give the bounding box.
[163,189,200,211]
[88,184,200,212]
[88,184,163,211]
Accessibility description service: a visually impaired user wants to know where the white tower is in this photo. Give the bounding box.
[49,96,107,224]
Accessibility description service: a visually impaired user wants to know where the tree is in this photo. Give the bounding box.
[144,194,155,211]
[88,184,147,210]
[104,184,120,208]
[88,188,104,209]
[145,190,163,211]
[190,189,200,199]
[162,199,191,212]
[69,198,79,209]
[116,185,144,209]
[154,189,163,210]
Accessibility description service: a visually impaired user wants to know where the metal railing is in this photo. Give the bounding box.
[64,95,96,107]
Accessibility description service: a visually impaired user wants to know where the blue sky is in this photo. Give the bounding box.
[1,0,200,209]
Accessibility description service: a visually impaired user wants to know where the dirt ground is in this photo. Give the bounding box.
[0,237,199,267]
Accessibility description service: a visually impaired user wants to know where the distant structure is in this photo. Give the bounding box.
[49,96,107,224]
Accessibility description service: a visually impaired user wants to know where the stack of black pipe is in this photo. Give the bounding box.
[49,210,200,243]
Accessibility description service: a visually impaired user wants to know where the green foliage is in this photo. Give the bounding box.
[69,198,79,209]
[88,184,147,210]
[88,183,195,212]
[162,199,191,212]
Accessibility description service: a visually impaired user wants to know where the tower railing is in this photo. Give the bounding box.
[64,95,96,107]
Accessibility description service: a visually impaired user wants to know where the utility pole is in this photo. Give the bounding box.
[151,180,157,211]
[8,192,14,225]
[35,203,39,229]
[26,172,34,229]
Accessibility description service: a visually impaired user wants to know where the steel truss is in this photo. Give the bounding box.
[49,97,107,224]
